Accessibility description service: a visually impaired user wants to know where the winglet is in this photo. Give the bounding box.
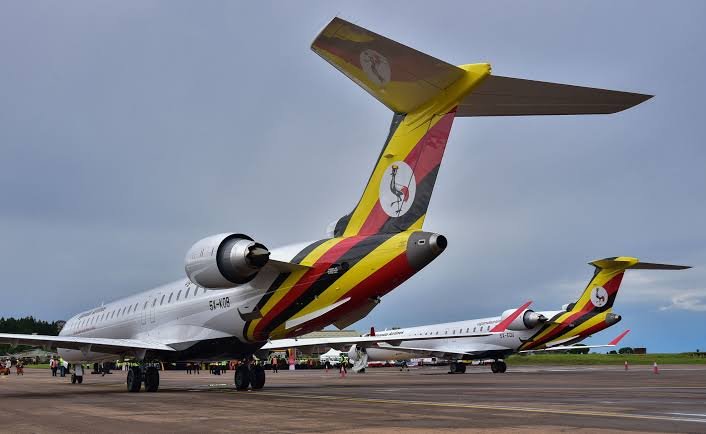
[490,301,532,332]
[370,326,375,337]
[609,329,630,346]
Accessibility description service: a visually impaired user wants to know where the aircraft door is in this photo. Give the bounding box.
[150,295,157,324]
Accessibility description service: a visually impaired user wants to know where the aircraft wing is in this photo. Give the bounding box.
[0,333,176,355]
[519,329,630,353]
[263,301,532,351]
[261,331,493,352]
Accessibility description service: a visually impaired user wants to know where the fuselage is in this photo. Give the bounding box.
[354,308,618,363]
[59,231,445,363]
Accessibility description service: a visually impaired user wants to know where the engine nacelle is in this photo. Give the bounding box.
[500,308,548,331]
[184,233,270,289]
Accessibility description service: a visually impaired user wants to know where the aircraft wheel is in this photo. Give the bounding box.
[144,366,160,392]
[490,362,499,373]
[234,364,250,391]
[71,373,77,384]
[249,365,266,390]
[77,375,83,384]
[127,366,142,393]
[449,362,459,374]
[498,361,507,373]
[457,363,466,374]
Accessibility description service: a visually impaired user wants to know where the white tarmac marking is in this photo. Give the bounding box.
[668,412,706,418]
[247,391,706,425]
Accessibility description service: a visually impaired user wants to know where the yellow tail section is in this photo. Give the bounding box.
[314,17,652,237]
[313,18,490,236]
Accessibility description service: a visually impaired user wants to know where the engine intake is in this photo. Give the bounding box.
[185,233,270,289]
[500,308,548,331]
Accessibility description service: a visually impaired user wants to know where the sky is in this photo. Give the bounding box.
[1,1,705,353]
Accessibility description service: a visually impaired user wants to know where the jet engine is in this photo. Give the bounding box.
[184,233,270,289]
[500,308,548,331]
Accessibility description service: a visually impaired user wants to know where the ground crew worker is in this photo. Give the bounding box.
[339,354,347,376]
[271,356,278,373]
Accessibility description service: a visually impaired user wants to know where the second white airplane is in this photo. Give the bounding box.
[265,257,689,373]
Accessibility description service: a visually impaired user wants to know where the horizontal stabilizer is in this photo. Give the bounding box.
[630,262,691,270]
[590,256,691,270]
[458,75,652,116]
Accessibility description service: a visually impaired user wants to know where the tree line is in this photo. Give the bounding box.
[0,316,61,355]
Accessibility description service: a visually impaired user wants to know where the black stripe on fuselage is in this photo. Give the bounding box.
[242,271,292,338]
[262,233,395,336]
[525,309,602,349]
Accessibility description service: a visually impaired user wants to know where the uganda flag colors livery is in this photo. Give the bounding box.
[241,18,651,342]
[517,257,690,351]
[1,18,656,393]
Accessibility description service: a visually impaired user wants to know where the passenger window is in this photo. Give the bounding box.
[168,293,173,303]
[194,287,199,296]
[453,330,456,334]
[473,327,476,332]
[185,288,190,299]
[160,294,165,305]
[466,328,469,333]
[176,290,182,301]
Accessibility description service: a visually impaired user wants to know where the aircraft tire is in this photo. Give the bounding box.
[498,361,507,373]
[457,363,466,374]
[71,373,77,384]
[144,366,159,392]
[127,366,142,393]
[77,375,83,384]
[234,364,250,391]
[490,362,499,373]
[249,365,266,390]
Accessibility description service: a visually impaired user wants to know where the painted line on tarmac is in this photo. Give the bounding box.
[244,391,706,425]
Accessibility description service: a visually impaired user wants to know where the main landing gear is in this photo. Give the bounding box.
[234,363,266,391]
[448,362,466,374]
[126,365,160,392]
[490,360,507,373]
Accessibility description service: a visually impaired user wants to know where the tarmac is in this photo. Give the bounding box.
[1,364,705,433]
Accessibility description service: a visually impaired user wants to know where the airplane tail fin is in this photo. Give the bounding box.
[567,257,690,314]
[519,258,688,351]
[315,18,652,237]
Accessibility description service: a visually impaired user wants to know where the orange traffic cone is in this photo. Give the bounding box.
[653,362,659,374]
[624,361,628,371]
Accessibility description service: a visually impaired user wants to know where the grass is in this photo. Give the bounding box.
[507,352,706,365]
[23,364,50,369]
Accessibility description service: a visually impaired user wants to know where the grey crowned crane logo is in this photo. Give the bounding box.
[590,286,609,307]
[379,161,416,217]
[360,49,391,87]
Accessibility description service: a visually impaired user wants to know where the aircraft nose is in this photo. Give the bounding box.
[407,231,448,271]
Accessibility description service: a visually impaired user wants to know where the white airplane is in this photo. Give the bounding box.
[1,18,652,392]
[265,257,688,374]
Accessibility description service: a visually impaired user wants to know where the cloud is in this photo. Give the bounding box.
[659,290,706,312]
